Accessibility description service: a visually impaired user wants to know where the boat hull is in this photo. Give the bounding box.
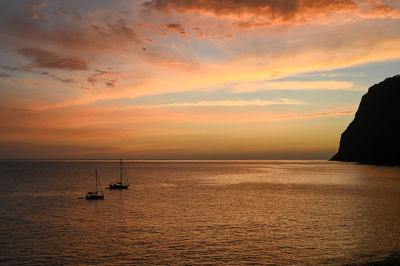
[109,184,129,189]
[85,195,104,200]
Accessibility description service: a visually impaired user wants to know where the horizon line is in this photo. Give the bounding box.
[0,158,331,162]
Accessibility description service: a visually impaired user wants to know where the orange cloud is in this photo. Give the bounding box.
[143,0,400,29]
[143,0,358,27]
[0,105,354,134]
[197,32,218,38]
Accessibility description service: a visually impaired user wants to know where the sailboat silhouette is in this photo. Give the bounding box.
[86,170,104,200]
[108,159,130,189]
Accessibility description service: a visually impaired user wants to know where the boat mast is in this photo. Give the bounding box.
[96,170,98,193]
[120,159,123,184]
[97,171,104,195]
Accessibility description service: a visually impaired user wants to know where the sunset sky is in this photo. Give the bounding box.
[0,0,400,159]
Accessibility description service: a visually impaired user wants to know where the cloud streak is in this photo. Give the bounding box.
[135,98,304,109]
[232,80,355,93]
[0,105,353,135]
[276,110,355,120]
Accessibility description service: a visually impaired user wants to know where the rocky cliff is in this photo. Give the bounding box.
[331,75,400,165]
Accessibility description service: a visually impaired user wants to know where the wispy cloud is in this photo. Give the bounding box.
[0,105,353,135]
[232,80,355,93]
[135,98,304,109]
[276,110,355,120]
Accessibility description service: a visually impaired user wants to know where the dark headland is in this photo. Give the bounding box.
[331,74,400,166]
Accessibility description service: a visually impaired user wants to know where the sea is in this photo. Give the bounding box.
[0,160,400,265]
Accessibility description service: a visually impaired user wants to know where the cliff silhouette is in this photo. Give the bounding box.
[331,75,400,165]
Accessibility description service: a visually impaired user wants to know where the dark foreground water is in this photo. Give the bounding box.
[0,160,400,265]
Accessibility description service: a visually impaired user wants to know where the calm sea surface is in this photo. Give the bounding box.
[0,160,400,265]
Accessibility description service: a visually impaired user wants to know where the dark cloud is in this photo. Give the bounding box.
[54,7,82,21]
[0,2,142,57]
[165,23,186,34]
[108,19,141,43]
[87,76,97,86]
[0,65,21,72]
[0,64,75,83]
[0,73,12,78]
[105,79,116,88]
[40,71,74,83]
[87,69,118,88]
[18,47,88,70]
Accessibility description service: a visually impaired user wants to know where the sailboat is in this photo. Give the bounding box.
[108,159,130,189]
[86,170,104,200]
